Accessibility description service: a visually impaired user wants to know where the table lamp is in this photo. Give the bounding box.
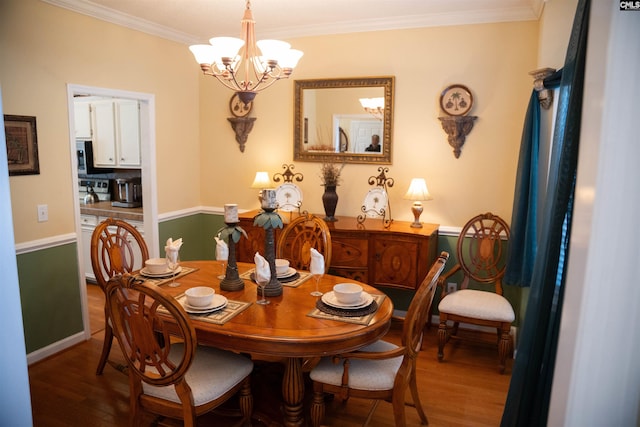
[251,171,273,205]
[403,178,433,228]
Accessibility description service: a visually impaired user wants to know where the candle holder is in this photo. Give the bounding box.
[218,222,247,292]
[253,206,284,297]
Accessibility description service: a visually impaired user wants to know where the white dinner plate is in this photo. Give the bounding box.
[179,294,228,314]
[277,267,297,279]
[140,266,182,278]
[322,291,374,309]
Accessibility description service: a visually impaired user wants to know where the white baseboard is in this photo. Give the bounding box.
[27,330,88,365]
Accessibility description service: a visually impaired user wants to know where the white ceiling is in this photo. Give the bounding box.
[43,0,544,45]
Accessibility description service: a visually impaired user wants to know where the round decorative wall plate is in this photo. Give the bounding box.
[229,92,253,117]
[275,183,303,212]
[362,188,388,217]
[439,84,474,116]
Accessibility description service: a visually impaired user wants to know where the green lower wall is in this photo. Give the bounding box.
[17,212,527,354]
[16,243,83,353]
[158,213,226,261]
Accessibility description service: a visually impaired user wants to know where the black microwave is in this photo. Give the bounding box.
[76,141,113,175]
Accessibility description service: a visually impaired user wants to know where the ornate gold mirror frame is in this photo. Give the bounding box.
[294,76,394,164]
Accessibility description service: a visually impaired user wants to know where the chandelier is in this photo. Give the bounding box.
[189,0,303,105]
[359,97,385,120]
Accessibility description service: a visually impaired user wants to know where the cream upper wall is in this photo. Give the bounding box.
[2,0,540,244]
[200,21,539,227]
[0,0,200,243]
[539,0,579,68]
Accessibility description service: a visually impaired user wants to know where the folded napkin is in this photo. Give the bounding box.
[214,236,228,261]
[165,237,183,261]
[254,252,271,284]
[310,248,325,275]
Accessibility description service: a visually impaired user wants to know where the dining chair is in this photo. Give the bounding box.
[309,251,449,427]
[276,212,332,273]
[91,217,149,375]
[436,212,514,374]
[105,274,254,427]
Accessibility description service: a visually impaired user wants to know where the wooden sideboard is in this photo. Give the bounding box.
[236,210,439,291]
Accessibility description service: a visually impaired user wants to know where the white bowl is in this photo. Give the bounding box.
[145,258,168,274]
[333,283,363,305]
[275,259,290,276]
[185,286,215,307]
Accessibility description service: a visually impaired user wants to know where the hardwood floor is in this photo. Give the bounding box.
[28,285,511,426]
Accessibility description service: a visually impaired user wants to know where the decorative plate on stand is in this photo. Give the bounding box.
[275,183,303,212]
[361,188,388,218]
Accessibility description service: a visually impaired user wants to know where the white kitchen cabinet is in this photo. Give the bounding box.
[116,100,141,167]
[74,100,92,139]
[92,99,141,168]
[80,214,99,282]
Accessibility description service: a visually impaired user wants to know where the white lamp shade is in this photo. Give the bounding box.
[279,49,304,68]
[189,44,216,64]
[404,178,433,201]
[256,39,291,61]
[208,37,245,58]
[251,171,272,189]
[359,97,384,110]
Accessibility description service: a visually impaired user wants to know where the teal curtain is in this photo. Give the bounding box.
[504,70,563,288]
[501,0,590,425]
[503,91,540,287]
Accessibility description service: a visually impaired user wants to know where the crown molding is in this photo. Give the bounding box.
[42,0,542,45]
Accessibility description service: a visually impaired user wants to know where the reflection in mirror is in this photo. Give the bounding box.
[294,77,394,164]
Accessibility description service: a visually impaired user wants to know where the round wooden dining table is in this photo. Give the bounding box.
[159,260,393,427]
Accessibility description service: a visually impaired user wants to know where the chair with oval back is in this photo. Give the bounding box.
[309,252,449,427]
[105,274,253,427]
[91,217,149,375]
[276,212,332,273]
[436,212,514,374]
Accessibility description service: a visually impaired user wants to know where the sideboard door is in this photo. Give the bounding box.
[371,235,421,290]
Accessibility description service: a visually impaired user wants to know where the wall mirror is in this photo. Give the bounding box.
[294,76,394,164]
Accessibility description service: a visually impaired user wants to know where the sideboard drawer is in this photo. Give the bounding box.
[330,235,368,267]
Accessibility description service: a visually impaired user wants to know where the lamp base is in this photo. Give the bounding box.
[410,203,424,228]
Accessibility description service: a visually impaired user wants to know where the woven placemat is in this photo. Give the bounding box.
[307,294,385,326]
[240,268,313,288]
[315,299,378,317]
[173,294,252,325]
[136,266,198,286]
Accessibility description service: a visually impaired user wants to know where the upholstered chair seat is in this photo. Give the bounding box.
[142,343,254,406]
[310,340,403,392]
[438,289,515,323]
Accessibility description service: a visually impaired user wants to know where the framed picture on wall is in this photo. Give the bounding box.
[4,115,39,176]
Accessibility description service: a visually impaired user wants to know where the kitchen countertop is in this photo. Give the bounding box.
[80,201,143,222]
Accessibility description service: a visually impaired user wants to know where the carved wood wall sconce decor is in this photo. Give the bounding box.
[227,92,256,152]
[228,117,256,152]
[438,116,477,159]
[438,84,477,158]
[529,67,557,110]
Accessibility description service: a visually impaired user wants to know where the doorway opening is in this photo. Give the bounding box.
[67,84,158,338]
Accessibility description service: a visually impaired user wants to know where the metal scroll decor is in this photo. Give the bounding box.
[357,167,394,227]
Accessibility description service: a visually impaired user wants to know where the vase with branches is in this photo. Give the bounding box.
[319,162,345,221]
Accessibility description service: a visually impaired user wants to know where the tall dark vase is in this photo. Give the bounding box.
[322,185,339,222]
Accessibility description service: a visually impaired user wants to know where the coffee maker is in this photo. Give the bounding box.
[111,178,142,208]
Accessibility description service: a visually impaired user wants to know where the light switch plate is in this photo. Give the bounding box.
[37,204,48,222]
